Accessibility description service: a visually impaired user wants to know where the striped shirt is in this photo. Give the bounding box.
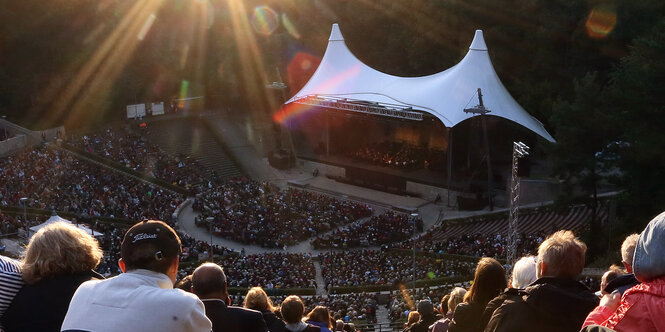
[0,255,23,320]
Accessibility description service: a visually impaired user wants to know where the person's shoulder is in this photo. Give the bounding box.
[226,305,264,318]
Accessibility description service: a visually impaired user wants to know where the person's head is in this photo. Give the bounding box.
[175,275,193,292]
[22,221,102,285]
[335,319,344,331]
[600,265,624,295]
[244,287,275,312]
[306,306,332,328]
[464,257,507,306]
[191,262,227,300]
[406,311,420,326]
[416,299,434,317]
[119,220,182,283]
[439,294,450,313]
[448,287,467,313]
[511,256,538,288]
[633,211,665,282]
[281,295,306,324]
[537,230,587,279]
[620,233,639,272]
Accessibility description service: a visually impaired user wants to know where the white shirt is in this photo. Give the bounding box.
[61,269,211,332]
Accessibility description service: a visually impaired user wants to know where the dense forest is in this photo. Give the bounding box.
[2,0,665,255]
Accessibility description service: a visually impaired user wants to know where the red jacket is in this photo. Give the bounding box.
[583,276,665,331]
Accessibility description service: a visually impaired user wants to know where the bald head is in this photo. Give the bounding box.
[191,262,227,300]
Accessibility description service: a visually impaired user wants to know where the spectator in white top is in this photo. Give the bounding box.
[61,220,211,332]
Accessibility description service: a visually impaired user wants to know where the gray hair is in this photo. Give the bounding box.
[511,256,538,288]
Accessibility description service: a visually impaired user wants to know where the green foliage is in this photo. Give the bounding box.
[608,17,665,224]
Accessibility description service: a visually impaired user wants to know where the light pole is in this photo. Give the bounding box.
[507,142,529,268]
[410,211,419,292]
[206,216,214,260]
[20,197,28,239]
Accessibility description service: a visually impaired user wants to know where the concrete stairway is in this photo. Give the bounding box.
[145,118,243,179]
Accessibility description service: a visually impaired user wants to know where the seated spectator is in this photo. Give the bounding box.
[583,211,665,330]
[2,222,103,332]
[406,300,442,332]
[244,286,286,332]
[599,265,624,296]
[0,255,22,328]
[604,234,640,294]
[449,257,506,332]
[510,255,538,289]
[404,311,420,331]
[485,230,598,332]
[430,287,466,332]
[305,306,333,332]
[61,220,211,332]
[175,274,193,292]
[192,263,267,332]
[281,295,320,332]
[334,319,344,332]
[480,255,538,329]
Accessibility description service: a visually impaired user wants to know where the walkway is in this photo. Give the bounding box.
[313,260,327,295]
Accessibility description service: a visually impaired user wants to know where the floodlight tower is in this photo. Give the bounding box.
[464,88,493,210]
[507,141,529,268]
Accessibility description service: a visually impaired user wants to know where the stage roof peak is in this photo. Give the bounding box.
[329,23,344,41]
[469,30,488,51]
[285,24,555,143]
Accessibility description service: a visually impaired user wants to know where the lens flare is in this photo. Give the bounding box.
[286,52,322,94]
[137,13,156,40]
[282,13,300,39]
[585,6,617,39]
[178,80,189,108]
[251,6,279,36]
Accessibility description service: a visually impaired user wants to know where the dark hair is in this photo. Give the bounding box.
[464,257,507,307]
[123,242,175,274]
[281,296,305,324]
[306,306,332,328]
[175,275,193,292]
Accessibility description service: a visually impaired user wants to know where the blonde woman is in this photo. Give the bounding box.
[244,287,286,332]
[1,222,103,332]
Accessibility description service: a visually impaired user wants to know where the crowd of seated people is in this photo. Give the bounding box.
[211,253,316,289]
[1,206,663,332]
[395,232,546,259]
[319,250,475,288]
[227,292,379,325]
[311,211,423,249]
[387,284,464,322]
[0,146,183,222]
[68,126,211,189]
[194,181,373,248]
[348,142,446,170]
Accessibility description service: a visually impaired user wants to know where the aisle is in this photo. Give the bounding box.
[313,260,328,296]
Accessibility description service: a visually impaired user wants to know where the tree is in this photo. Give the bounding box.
[608,17,665,224]
[549,72,619,254]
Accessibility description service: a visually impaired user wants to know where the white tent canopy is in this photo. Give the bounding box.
[286,24,555,142]
[29,214,104,238]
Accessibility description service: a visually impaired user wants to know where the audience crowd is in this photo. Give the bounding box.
[194,181,373,247]
[396,232,545,259]
[68,127,210,189]
[319,251,475,288]
[0,146,183,222]
[311,212,423,249]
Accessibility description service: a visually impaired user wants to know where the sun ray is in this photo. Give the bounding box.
[43,0,166,128]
